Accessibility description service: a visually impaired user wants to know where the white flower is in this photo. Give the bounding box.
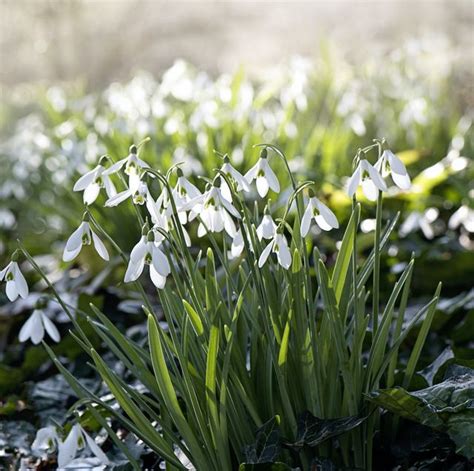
[105,178,148,207]
[230,228,245,258]
[73,161,117,205]
[19,309,60,344]
[102,145,149,178]
[185,184,241,237]
[256,213,277,240]
[300,196,339,237]
[347,159,387,201]
[0,261,28,302]
[245,151,280,197]
[57,424,109,468]
[62,220,109,262]
[400,208,439,239]
[220,156,250,201]
[124,233,171,289]
[448,205,474,232]
[258,232,292,270]
[172,172,202,222]
[375,149,411,190]
[32,426,59,454]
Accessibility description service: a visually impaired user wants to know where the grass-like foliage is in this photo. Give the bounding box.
[6,140,442,470]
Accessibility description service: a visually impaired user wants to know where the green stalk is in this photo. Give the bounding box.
[372,190,383,334]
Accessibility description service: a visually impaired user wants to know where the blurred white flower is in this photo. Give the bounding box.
[63,220,109,262]
[258,231,292,270]
[449,205,474,232]
[124,233,170,289]
[230,228,245,258]
[19,309,60,345]
[347,159,387,201]
[375,149,411,190]
[245,150,280,198]
[400,208,439,239]
[0,261,28,302]
[58,424,109,469]
[301,196,339,237]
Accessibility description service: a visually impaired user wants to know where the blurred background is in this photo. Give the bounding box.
[0,1,473,467]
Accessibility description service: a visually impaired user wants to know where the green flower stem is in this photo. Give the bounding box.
[372,190,383,334]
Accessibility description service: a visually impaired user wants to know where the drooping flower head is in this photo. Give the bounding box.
[62,213,109,262]
[245,148,280,198]
[256,205,277,241]
[18,297,60,345]
[103,144,149,178]
[220,154,250,201]
[258,226,292,270]
[375,149,411,190]
[347,158,387,201]
[301,190,339,237]
[0,251,28,302]
[73,155,117,205]
[124,228,171,289]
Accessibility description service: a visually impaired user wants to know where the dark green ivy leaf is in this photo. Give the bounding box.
[243,416,281,464]
[290,411,366,449]
[368,365,474,458]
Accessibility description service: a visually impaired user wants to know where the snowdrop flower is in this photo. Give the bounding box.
[0,253,28,302]
[73,156,117,205]
[124,231,171,289]
[245,148,280,197]
[375,149,411,190]
[62,215,109,262]
[301,193,339,237]
[57,423,109,468]
[19,306,60,345]
[185,181,241,237]
[105,177,149,207]
[32,426,59,454]
[102,144,148,178]
[448,205,474,232]
[256,209,277,241]
[400,208,439,239]
[230,228,245,258]
[258,229,292,270]
[220,155,250,201]
[347,159,387,201]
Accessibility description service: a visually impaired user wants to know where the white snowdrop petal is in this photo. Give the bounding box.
[102,158,126,175]
[124,259,145,282]
[83,431,109,465]
[19,311,38,342]
[244,162,259,184]
[316,200,339,229]
[62,244,83,262]
[220,196,241,219]
[152,247,170,277]
[103,176,117,198]
[231,229,245,258]
[366,162,387,192]
[6,280,18,301]
[262,161,280,193]
[149,265,167,289]
[386,150,406,175]
[73,168,97,192]
[315,215,333,231]
[277,242,292,270]
[30,313,45,345]
[256,176,269,198]
[0,262,11,281]
[57,425,81,468]
[92,231,109,261]
[392,171,411,190]
[220,181,232,202]
[13,264,29,299]
[128,172,141,193]
[42,314,61,343]
[258,242,273,268]
[361,179,379,201]
[347,166,361,197]
[197,223,207,238]
[222,210,237,238]
[83,183,101,205]
[300,204,313,237]
[105,189,133,207]
[65,223,86,252]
